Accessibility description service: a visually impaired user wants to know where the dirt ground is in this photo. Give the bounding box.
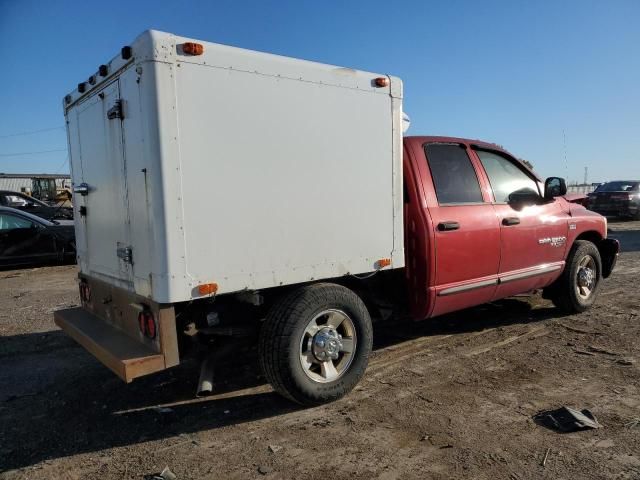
[1,220,639,480]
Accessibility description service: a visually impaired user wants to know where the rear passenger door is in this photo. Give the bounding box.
[472,148,570,299]
[422,143,501,317]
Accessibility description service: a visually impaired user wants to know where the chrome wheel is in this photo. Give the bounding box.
[299,309,357,383]
[576,255,596,300]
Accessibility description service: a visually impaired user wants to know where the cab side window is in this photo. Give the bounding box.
[0,214,35,230]
[475,150,539,203]
[424,144,484,205]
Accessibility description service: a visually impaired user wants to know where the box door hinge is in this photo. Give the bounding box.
[117,244,133,264]
[107,100,124,120]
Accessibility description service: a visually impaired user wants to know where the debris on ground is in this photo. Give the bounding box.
[149,466,177,480]
[587,345,620,356]
[616,358,635,366]
[257,465,273,475]
[573,349,597,356]
[268,444,282,453]
[624,418,640,429]
[558,323,602,335]
[534,407,601,432]
[541,448,551,467]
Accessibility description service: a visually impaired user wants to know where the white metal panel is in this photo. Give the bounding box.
[173,58,399,297]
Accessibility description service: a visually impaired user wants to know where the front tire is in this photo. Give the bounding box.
[259,283,373,406]
[551,240,602,313]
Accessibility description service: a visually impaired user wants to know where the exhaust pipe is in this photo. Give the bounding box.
[197,354,216,397]
[195,336,250,398]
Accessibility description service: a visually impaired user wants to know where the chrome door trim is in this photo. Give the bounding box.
[438,278,498,296]
[499,264,563,284]
[437,263,564,296]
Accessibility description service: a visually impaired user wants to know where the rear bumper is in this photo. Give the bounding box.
[54,274,180,382]
[54,307,167,382]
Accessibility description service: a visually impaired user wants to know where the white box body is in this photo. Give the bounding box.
[64,30,404,303]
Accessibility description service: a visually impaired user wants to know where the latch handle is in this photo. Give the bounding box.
[116,245,133,264]
[73,183,90,196]
[107,100,124,120]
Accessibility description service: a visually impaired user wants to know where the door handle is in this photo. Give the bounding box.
[438,221,460,231]
[73,183,90,196]
[502,217,520,226]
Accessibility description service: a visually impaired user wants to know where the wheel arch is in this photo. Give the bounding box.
[259,278,381,323]
[574,230,603,245]
[569,231,618,279]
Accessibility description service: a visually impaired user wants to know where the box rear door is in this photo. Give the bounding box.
[67,80,133,285]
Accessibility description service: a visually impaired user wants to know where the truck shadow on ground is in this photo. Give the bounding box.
[0,297,564,472]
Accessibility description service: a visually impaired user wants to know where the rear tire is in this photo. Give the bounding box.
[259,283,373,406]
[550,240,602,313]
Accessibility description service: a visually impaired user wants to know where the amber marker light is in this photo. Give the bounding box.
[374,77,390,87]
[377,258,392,268]
[183,42,204,55]
[198,283,218,295]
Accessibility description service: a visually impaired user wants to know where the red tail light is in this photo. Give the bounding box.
[138,310,156,339]
[145,314,156,339]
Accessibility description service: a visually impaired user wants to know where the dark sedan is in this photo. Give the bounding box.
[0,190,73,221]
[0,207,76,268]
[586,181,640,220]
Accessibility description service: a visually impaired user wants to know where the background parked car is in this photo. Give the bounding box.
[0,190,73,221]
[585,181,640,219]
[0,206,76,268]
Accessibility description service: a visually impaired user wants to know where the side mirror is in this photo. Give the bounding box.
[544,177,567,199]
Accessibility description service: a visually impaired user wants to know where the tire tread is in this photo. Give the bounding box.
[258,283,372,405]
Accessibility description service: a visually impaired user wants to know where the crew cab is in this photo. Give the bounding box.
[54,31,618,406]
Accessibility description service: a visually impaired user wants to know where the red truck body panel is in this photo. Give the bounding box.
[402,136,608,320]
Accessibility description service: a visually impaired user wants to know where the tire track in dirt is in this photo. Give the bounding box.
[369,324,549,377]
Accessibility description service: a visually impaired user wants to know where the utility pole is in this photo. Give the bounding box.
[584,166,588,185]
[563,129,569,181]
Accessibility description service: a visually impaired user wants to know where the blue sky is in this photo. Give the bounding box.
[0,0,638,183]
